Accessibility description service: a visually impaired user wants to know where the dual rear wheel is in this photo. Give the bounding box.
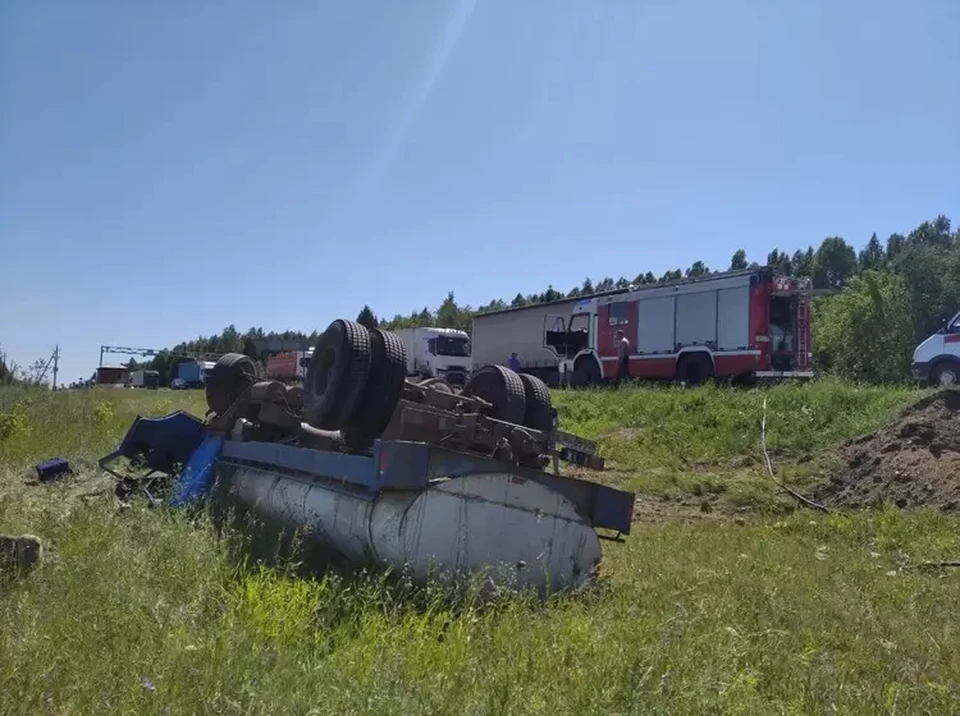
[207,320,556,442]
[302,323,553,441]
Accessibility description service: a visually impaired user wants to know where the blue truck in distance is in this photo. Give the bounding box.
[175,360,216,388]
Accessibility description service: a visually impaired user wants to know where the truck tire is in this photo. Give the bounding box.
[677,352,713,386]
[463,365,526,425]
[304,319,372,430]
[206,353,258,415]
[342,328,407,445]
[572,356,602,388]
[931,360,960,387]
[518,373,553,432]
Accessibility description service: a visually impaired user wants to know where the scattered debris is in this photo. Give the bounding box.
[0,534,43,573]
[35,457,72,483]
[818,390,960,510]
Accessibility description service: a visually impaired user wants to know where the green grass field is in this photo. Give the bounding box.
[3,382,960,715]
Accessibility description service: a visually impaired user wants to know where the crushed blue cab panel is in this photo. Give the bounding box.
[99,411,205,479]
[168,435,224,507]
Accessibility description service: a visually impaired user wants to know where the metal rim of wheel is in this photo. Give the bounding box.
[939,367,958,387]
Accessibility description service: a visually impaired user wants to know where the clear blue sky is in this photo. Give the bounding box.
[2,0,958,384]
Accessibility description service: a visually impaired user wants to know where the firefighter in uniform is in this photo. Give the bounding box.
[615,330,631,386]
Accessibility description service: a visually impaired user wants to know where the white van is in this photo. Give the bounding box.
[911,311,960,386]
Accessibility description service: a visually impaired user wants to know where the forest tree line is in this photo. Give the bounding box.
[136,214,958,385]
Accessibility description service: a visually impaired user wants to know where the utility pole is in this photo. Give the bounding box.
[52,345,59,390]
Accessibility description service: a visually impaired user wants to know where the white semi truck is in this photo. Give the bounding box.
[392,327,472,386]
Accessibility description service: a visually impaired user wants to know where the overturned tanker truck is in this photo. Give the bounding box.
[100,319,634,594]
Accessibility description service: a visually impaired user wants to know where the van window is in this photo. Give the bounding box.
[427,338,437,355]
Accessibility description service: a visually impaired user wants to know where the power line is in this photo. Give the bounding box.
[98,345,223,366]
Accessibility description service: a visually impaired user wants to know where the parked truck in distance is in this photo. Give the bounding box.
[265,350,310,383]
[392,327,472,386]
[128,369,160,389]
[175,360,217,389]
[472,267,813,387]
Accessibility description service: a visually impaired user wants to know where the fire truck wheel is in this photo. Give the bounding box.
[463,365,527,424]
[572,356,602,388]
[304,319,372,430]
[677,353,714,386]
[342,328,407,444]
[206,353,258,415]
[518,373,553,432]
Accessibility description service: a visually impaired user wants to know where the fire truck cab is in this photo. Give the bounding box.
[545,268,814,386]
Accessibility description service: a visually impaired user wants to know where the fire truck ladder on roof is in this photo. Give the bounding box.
[796,290,810,366]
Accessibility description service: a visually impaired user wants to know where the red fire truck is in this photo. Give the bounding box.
[545,268,813,386]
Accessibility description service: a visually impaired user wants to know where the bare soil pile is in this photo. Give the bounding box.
[819,390,960,511]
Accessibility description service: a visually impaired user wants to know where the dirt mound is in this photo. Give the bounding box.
[819,390,960,511]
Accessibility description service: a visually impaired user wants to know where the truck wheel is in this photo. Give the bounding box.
[677,353,713,386]
[284,385,304,412]
[463,365,526,424]
[206,353,258,415]
[304,319,372,430]
[932,361,959,387]
[518,373,553,432]
[342,328,407,444]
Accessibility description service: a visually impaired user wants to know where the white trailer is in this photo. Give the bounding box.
[392,327,472,386]
[471,294,627,386]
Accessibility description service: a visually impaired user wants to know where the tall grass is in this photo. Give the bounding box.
[0,386,207,469]
[552,379,917,468]
[551,380,918,506]
[2,382,958,714]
